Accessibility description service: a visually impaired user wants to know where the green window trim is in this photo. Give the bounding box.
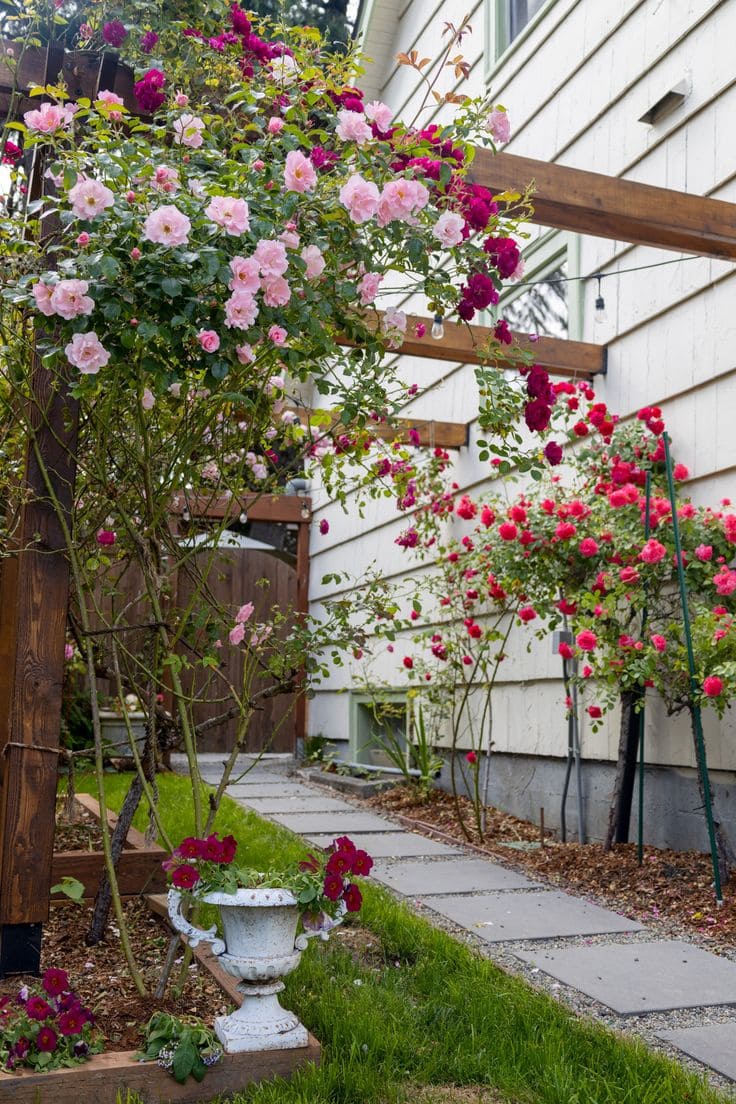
[486,229,582,341]
[484,0,562,83]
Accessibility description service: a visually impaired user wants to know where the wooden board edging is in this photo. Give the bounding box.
[0,1034,321,1104]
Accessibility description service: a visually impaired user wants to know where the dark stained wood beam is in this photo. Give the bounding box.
[340,313,606,379]
[285,406,469,449]
[469,148,736,260]
[170,493,310,525]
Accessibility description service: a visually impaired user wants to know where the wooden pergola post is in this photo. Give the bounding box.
[0,45,133,976]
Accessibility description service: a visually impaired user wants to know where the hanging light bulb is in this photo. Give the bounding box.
[594,273,606,324]
[431,313,445,340]
[300,500,310,520]
[182,506,190,523]
[238,510,248,525]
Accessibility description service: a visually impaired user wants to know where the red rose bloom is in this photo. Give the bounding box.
[703,676,724,697]
[587,705,602,719]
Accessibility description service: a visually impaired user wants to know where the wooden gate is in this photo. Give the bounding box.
[176,547,298,754]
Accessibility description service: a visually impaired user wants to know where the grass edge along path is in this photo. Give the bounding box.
[77,773,729,1104]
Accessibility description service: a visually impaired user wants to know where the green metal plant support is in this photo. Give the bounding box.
[662,433,723,903]
[637,471,651,866]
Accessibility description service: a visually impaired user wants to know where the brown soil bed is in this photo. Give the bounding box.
[0,898,233,1052]
[368,785,736,950]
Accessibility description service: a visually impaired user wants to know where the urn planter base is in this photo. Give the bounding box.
[215,979,308,1052]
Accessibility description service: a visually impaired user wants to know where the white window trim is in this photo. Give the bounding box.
[484,0,562,84]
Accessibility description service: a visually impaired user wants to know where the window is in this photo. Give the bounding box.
[494,230,582,341]
[507,0,548,43]
[502,260,568,339]
[349,693,408,768]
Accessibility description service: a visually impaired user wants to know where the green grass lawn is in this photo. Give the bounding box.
[81,772,729,1104]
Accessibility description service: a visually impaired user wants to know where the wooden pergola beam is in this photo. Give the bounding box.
[170,493,310,525]
[470,148,736,260]
[285,406,469,449]
[340,313,606,379]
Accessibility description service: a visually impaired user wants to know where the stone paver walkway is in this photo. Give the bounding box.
[175,754,736,1088]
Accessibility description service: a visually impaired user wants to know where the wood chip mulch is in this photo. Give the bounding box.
[368,786,736,950]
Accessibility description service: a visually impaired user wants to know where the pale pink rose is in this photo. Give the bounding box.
[197,329,220,352]
[205,195,250,236]
[262,275,291,308]
[141,388,155,409]
[152,165,180,193]
[224,291,258,329]
[68,177,115,220]
[339,174,379,224]
[23,101,75,133]
[382,308,407,348]
[358,271,383,306]
[236,344,255,363]
[363,100,393,131]
[267,116,284,134]
[335,109,372,145]
[50,279,95,320]
[254,239,288,278]
[32,281,55,316]
[284,149,317,193]
[377,178,430,226]
[432,210,465,248]
[172,114,205,148]
[143,204,191,246]
[44,167,64,188]
[268,325,287,346]
[253,159,265,171]
[487,108,511,145]
[229,622,246,646]
[229,255,261,294]
[235,602,254,624]
[65,331,110,374]
[508,256,525,282]
[64,643,74,661]
[280,228,300,249]
[174,91,189,107]
[97,89,125,107]
[301,245,325,279]
[268,374,285,393]
[168,382,182,397]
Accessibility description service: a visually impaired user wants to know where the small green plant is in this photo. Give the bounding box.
[303,733,334,764]
[49,876,86,904]
[409,702,444,797]
[137,1013,222,1084]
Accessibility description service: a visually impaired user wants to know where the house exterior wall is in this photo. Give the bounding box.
[306,0,736,845]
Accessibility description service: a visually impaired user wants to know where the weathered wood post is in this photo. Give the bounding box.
[0,42,133,975]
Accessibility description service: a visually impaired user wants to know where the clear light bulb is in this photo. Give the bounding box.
[431,314,445,340]
[239,511,248,524]
[594,295,606,324]
[182,506,190,523]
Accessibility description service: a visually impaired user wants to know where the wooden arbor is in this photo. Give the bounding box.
[1,38,734,976]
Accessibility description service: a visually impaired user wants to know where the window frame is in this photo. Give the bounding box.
[484,0,561,77]
[491,229,582,342]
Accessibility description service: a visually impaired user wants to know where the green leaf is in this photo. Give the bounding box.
[172,1040,197,1083]
[161,277,182,298]
[50,876,85,903]
[99,255,120,281]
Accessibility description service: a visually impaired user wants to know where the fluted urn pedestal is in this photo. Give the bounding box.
[168,887,336,1053]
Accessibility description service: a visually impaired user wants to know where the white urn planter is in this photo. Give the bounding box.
[168,887,341,1053]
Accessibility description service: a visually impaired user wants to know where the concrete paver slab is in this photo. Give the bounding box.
[516,941,736,1014]
[373,858,541,895]
[238,796,356,814]
[422,891,643,943]
[306,832,462,858]
[270,811,398,834]
[225,783,312,798]
[656,1022,736,1080]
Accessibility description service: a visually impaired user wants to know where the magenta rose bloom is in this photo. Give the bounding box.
[524,399,552,433]
[102,20,128,47]
[141,30,159,54]
[544,441,563,465]
[171,864,201,890]
[134,69,166,113]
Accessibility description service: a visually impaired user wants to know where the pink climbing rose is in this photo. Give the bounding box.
[143,205,191,246]
[197,330,220,352]
[284,149,317,193]
[49,279,95,320]
[205,196,250,235]
[339,175,379,224]
[639,538,667,564]
[64,332,110,374]
[68,177,115,220]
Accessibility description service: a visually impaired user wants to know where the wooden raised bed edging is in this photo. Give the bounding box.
[50,793,168,902]
[0,1035,321,1104]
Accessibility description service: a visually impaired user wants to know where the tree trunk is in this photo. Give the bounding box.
[85,771,144,945]
[604,688,643,851]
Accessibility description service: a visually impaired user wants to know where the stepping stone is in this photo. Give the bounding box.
[269,811,397,834]
[373,858,541,896]
[516,941,736,1015]
[656,1022,736,1080]
[306,832,462,858]
[238,796,356,814]
[226,783,314,798]
[422,891,642,943]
